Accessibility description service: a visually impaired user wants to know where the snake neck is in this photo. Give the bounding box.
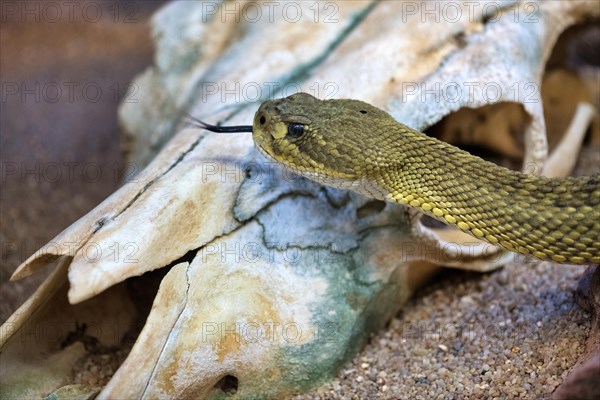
[374,128,599,265]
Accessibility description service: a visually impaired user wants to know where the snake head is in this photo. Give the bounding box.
[252,92,398,194]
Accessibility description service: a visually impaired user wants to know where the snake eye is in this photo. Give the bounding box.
[287,123,305,138]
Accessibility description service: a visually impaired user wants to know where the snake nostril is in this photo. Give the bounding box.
[259,115,266,125]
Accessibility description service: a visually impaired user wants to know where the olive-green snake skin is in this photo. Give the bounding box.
[195,93,600,265]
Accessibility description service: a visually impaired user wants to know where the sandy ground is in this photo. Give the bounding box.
[297,262,591,399]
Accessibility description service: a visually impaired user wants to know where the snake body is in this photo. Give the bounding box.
[198,93,599,264]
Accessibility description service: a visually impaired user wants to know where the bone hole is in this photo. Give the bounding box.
[215,375,238,395]
[244,165,253,179]
[356,200,386,219]
[424,102,529,171]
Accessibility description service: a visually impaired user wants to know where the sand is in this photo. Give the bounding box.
[297,261,590,399]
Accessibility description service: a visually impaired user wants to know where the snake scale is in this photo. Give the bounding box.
[195,93,600,265]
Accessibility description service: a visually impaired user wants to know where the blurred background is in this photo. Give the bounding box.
[1,0,167,322]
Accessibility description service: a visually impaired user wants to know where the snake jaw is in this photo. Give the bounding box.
[254,137,391,200]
